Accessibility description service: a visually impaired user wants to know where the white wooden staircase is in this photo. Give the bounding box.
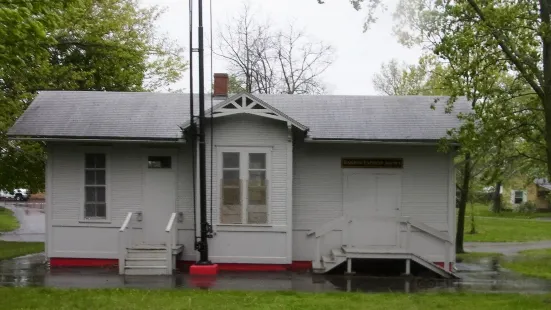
[308,216,458,279]
[118,212,184,275]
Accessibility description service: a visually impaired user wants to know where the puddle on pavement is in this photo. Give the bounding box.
[1,254,551,293]
[0,203,45,242]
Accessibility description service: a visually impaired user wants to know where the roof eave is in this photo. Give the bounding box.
[8,135,185,144]
[304,137,459,146]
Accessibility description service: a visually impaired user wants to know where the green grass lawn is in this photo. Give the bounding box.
[502,248,551,280]
[0,288,550,310]
[460,203,551,242]
[464,216,551,242]
[465,203,551,219]
[0,206,19,232]
[0,241,44,260]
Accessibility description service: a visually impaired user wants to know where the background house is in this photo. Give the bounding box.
[501,178,551,211]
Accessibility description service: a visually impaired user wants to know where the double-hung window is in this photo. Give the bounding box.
[514,190,525,204]
[220,149,269,224]
[84,154,107,219]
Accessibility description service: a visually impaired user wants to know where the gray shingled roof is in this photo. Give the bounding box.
[8,91,471,142]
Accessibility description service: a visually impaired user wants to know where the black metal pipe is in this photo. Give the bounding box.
[189,0,197,243]
[197,0,211,264]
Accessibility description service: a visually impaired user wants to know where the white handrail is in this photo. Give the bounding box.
[402,217,452,243]
[119,212,134,275]
[307,216,348,237]
[401,217,452,272]
[309,215,453,273]
[120,212,133,232]
[165,212,178,275]
[165,212,177,232]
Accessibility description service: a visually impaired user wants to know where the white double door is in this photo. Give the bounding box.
[343,170,402,247]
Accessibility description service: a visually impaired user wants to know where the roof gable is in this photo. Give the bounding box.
[183,93,308,131]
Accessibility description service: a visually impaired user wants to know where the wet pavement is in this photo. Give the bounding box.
[1,202,551,293]
[465,241,551,255]
[1,253,551,293]
[0,202,45,242]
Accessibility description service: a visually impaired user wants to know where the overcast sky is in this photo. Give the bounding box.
[139,0,422,95]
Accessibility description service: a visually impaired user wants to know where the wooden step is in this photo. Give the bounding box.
[332,248,345,257]
[125,258,167,267]
[342,246,406,254]
[125,265,167,269]
[124,265,170,276]
[127,251,166,259]
[127,244,184,254]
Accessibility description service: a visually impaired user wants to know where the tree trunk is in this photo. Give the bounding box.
[456,153,471,254]
[492,181,502,213]
[541,0,551,179]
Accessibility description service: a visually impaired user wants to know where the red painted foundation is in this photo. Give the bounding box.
[50,258,313,272]
[189,264,219,275]
[433,262,454,272]
[50,258,118,268]
[49,258,451,273]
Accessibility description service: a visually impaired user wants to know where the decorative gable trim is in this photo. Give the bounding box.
[182,93,309,132]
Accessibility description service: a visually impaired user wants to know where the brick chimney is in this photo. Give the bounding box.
[213,73,229,98]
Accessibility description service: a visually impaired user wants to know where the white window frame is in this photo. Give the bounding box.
[80,149,111,223]
[218,146,272,226]
[514,190,525,204]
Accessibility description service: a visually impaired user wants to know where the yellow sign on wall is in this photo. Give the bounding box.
[341,158,403,169]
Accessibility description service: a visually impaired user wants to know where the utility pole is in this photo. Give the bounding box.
[197,0,210,265]
[190,0,216,274]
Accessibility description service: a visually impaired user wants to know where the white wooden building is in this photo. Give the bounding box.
[8,75,469,277]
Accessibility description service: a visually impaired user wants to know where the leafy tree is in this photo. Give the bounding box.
[0,0,187,191]
[369,0,550,177]
[372,56,448,95]
[388,0,548,252]
[227,74,246,94]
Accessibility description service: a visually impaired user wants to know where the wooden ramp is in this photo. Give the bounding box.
[312,246,458,279]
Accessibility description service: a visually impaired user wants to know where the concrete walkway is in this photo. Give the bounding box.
[465,241,551,255]
[0,202,45,242]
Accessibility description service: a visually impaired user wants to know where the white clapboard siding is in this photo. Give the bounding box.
[205,115,289,226]
[51,145,82,221]
[51,144,145,223]
[293,143,451,231]
[176,146,194,227]
[109,147,143,222]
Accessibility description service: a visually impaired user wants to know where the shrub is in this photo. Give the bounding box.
[516,201,537,213]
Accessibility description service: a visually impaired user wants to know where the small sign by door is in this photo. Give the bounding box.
[342,158,403,169]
